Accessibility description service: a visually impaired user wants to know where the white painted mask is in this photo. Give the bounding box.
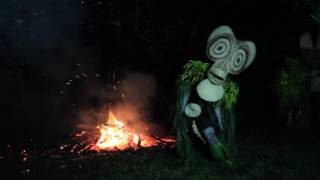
[196,26,257,102]
[206,25,257,85]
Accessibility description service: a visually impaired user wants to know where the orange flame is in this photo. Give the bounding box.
[90,111,167,151]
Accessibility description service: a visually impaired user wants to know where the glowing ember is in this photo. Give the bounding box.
[90,111,170,151]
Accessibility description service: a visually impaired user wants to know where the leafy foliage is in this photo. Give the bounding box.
[217,79,238,154]
[178,60,210,85]
[221,108,237,154]
[178,60,240,110]
[207,79,239,155]
[173,81,193,159]
[273,57,307,111]
[310,5,320,24]
[175,60,239,158]
[218,79,239,109]
[174,60,212,159]
[292,0,320,25]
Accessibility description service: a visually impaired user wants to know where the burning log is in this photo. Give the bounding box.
[69,111,176,153]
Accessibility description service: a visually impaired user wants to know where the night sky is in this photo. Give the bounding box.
[0,0,318,145]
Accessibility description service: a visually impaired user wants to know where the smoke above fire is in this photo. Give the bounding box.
[114,72,158,133]
[0,0,167,143]
[118,72,157,119]
[76,71,161,137]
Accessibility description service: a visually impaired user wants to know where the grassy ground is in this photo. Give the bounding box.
[1,134,320,180]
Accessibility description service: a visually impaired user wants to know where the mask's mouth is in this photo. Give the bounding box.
[209,71,224,81]
[208,70,225,85]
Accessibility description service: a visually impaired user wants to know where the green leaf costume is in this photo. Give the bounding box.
[173,26,257,165]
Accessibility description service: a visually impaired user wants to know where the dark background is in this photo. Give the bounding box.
[0,0,318,145]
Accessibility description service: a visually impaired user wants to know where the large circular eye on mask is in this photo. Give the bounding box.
[207,35,234,61]
[227,48,247,74]
[206,26,236,62]
[227,41,256,75]
[208,37,231,59]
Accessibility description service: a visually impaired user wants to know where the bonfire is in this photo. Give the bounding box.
[89,111,173,151]
[66,109,175,154]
